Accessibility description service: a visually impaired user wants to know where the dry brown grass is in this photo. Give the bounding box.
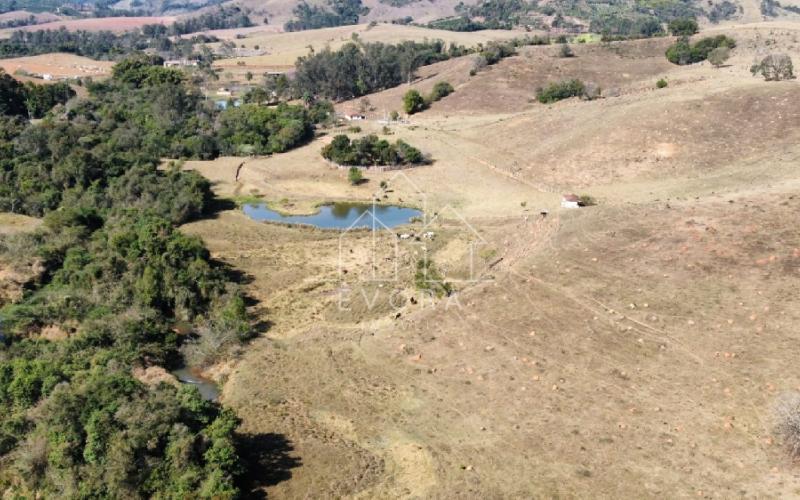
[177,23,800,498]
[211,23,524,73]
[0,52,113,79]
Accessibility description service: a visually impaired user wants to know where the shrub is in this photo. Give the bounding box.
[478,41,516,65]
[403,89,427,114]
[581,82,602,100]
[708,46,731,68]
[536,79,585,103]
[775,392,800,459]
[751,53,795,81]
[429,81,455,101]
[414,258,452,297]
[348,166,364,185]
[389,110,399,121]
[668,18,698,36]
[656,78,668,88]
[558,43,574,58]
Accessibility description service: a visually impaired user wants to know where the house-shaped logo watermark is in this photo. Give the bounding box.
[414,204,491,285]
[337,201,402,282]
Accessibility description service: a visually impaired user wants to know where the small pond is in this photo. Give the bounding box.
[243,202,422,230]
[172,367,220,402]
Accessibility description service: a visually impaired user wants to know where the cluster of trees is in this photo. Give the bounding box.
[708,1,739,22]
[536,79,586,103]
[589,13,664,38]
[0,0,225,15]
[432,0,732,33]
[468,0,529,26]
[142,6,253,36]
[0,0,65,13]
[429,0,543,31]
[322,134,426,166]
[293,40,463,101]
[665,34,735,65]
[0,26,217,60]
[0,52,273,496]
[667,17,698,35]
[0,54,318,216]
[284,0,369,31]
[0,6,251,60]
[402,81,454,114]
[0,69,75,118]
[427,16,495,32]
[0,14,39,28]
[216,104,314,155]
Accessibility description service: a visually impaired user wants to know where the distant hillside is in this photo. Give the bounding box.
[0,0,225,16]
[235,0,796,34]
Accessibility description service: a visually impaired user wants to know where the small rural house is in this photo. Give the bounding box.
[164,59,198,68]
[561,194,581,209]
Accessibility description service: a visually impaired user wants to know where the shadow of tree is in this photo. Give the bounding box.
[237,432,302,498]
[206,197,238,218]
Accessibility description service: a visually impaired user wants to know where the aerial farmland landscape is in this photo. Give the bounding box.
[0,0,799,496]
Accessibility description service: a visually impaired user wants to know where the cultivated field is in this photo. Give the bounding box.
[175,22,800,498]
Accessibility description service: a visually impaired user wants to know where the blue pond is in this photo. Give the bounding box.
[243,202,422,230]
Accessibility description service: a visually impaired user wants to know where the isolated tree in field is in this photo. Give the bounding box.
[558,43,574,58]
[751,54,795,81]
[245,71,253,81]
[668,18,698,36]
[708,46,730,68]
[403,89,427,114]
[348,166,364,185]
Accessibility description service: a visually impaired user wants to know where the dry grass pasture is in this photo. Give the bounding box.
[211,23,524,78]
[0,52,114,79]
[177,21,800,498]
[174,21,800,499]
